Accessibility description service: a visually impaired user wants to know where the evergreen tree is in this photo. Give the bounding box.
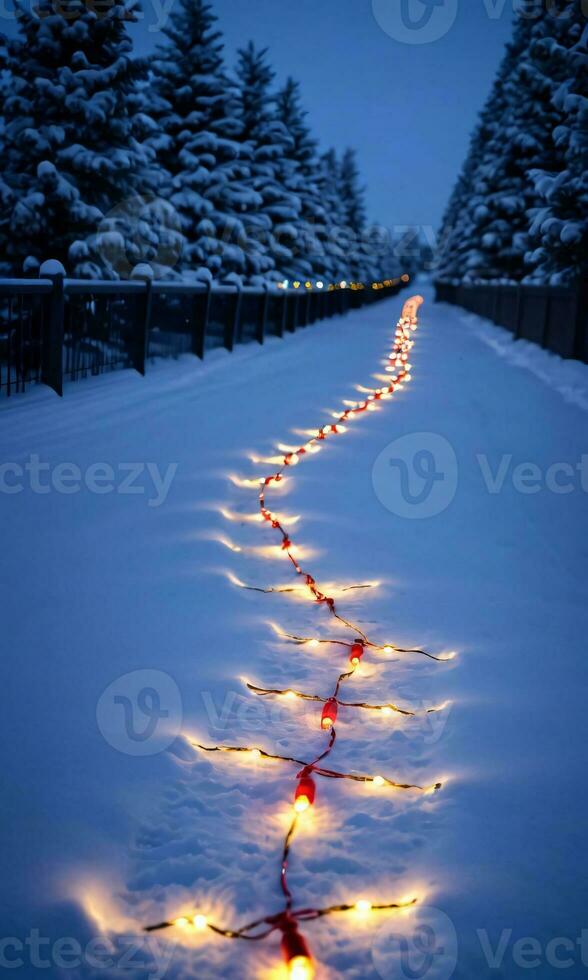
[0,0,156,277]
[143,0,254,280]
[437,5,586,285]
[525,14,588,283]
[274,77,324,280]
[436,19,536,282]
[233,42,301,281]
[339,148,367,234]
[338,148,372,280]
[315,148,348,283]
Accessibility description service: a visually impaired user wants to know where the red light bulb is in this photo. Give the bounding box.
[294,775,316,813]
[281,922,314,978]
[321,699,338,729]
[349,639,364,667]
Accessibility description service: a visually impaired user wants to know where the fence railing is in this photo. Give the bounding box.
[434,280,588,364]
[0,275,406,399]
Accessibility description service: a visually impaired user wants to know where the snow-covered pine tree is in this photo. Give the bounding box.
[436,17,537,283]
[315,148,349,283]
[525,14,588,284]
[233,42,301,282]
[273,77,325,281]
[0,0,157,277]
[339,148,377,281]
[339,147,366,235]
[477,11,576,282]
[437,7,584,285]
[142,0,256,281]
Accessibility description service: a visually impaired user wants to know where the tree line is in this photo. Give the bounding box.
[436,3,587,286]
[0,0,400,283]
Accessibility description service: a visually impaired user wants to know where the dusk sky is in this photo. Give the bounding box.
[131,0,515,232]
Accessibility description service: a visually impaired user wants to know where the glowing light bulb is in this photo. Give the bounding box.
[340,280,347,288]
[355,900,372,914]
[316,281,324,289]
[282,923,314,978]
[289,956,315,979]
[349,640,364,667]
[321,699,338,730]
[382,645,394,655]
[250,748,262,759]
[193,914,208,930]
[381,706,393,717]
[174,917,190,929]
[307,639,319,648]
[372,775,386,788]
[294,775,316,812]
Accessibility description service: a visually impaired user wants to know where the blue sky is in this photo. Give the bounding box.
[133,0,515,230]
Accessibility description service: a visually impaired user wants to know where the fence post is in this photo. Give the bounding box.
[225,285,242,351]
[289,292,299,332]
[257,283,269,345]
[572,282,588,363]
[40,263,65,397]
[514,284,523,339]
[303,290,311,326]
[540,292,551,349]
[132,278,152,376]
[191,281,211,359]
[279,292,287,338]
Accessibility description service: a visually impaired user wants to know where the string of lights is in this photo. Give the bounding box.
[189,740,442,793]
[276,274,410,293]
[145,896,418,937]
[244,679,449,718]
[268,623,456,663]
[144,291,450,978]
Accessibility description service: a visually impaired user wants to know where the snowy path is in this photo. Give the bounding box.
[2,286,587,979]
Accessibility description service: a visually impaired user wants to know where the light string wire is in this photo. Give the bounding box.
[144,293,448,978]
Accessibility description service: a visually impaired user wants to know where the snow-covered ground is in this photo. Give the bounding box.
[2,285,587,979]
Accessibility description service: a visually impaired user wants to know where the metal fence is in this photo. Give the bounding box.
[434,280,588,364]
[0,275,406,398]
